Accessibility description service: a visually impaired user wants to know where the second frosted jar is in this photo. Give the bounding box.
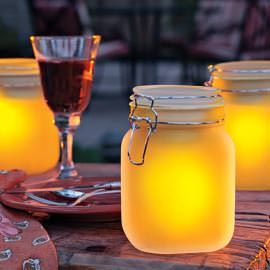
[209,61,270,190]
[121,85,235,254]
[0,58,59,174]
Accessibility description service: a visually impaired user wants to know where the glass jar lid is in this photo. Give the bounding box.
[0,58,39,76]
[129,85,224,127]
[131,85,223,110]
[210,61,270,80]
[208,61,270,92]
[0,58,40,88]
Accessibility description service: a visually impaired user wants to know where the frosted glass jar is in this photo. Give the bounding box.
[121,85,235,254]
[0,58,59,174]
[209,61,270,190]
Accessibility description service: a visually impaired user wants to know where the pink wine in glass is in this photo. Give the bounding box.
[31,35,101,190]
[38,59,93,114]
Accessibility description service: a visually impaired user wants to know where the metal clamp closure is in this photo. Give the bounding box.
[205,65,216,87]
[128,94,158,166]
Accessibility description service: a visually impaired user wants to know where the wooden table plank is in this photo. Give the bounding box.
[45,163,270,270]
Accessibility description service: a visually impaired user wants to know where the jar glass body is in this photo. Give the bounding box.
[222,91,270,190]
[121,88,235,253]
[0,59,59,174]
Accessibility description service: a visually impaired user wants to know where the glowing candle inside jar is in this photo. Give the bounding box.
[121,85,235,254]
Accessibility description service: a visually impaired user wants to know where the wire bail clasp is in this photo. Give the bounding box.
[128,94,158,166]
[204,65,216,87]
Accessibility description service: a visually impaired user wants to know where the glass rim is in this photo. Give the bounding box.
[30,35,101,41]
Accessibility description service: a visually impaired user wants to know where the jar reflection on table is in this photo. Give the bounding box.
[209,61,270,190]
[0,59,59,174]
[121,85,235,254]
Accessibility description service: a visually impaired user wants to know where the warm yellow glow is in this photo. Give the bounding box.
[121,125,235,254]
[211,60,270,190]
[223,93,270,189]
[0,58,59,175]
[0,93,59,174]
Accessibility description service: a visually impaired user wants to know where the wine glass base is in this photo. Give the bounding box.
[58,167,81,180]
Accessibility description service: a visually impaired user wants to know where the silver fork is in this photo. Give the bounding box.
[25,189,120,207]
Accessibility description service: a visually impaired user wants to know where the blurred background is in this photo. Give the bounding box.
[1,0,269,163]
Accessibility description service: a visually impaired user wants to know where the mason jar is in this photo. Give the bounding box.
[121,85,235,254]
[208,61,270,190]
[0,58,59,174]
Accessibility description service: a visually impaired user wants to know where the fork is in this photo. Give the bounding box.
[25,189,120,207]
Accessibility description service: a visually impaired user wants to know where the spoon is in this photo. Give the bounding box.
[54,180,121,199]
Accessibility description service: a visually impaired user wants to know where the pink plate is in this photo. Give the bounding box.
[0,176,121,222]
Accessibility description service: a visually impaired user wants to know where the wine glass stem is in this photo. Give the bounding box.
[55,114,80,179]
[60,129,75,170]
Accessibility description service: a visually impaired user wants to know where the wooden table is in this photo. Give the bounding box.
[46,164,270,270]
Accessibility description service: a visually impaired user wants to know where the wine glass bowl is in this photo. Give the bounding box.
[31,36,101,183]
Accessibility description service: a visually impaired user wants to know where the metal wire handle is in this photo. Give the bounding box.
[204,65,216,87]
[128,94,158,165]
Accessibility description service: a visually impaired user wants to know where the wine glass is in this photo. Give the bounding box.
[31,36,101,197]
